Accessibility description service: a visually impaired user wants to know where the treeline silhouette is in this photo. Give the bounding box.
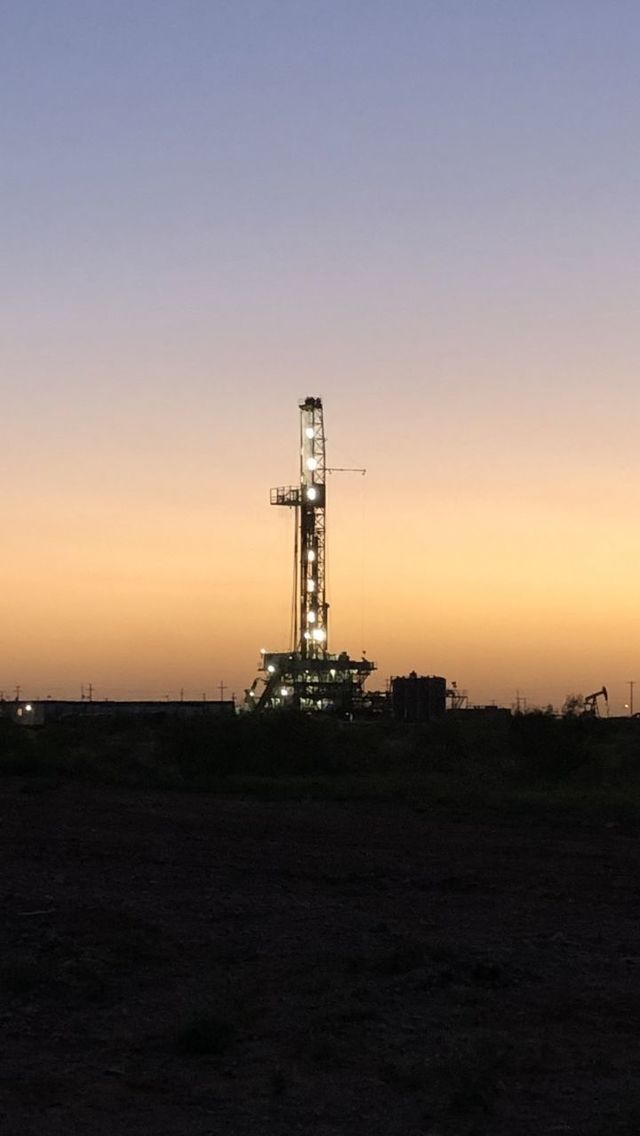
[2,712,640,807]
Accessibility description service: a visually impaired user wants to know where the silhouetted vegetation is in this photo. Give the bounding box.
[2,711,640,813]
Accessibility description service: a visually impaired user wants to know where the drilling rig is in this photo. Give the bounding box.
[245,397,375,714]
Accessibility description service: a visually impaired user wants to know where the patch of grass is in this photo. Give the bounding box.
[345,936,462,983]
[1,957,54,996]
[371,941,453,977]
[382,1035,510,1131]
[592,1108,640,1136]
[469,961,503,987]
[304,1028,352,1069]
[4,713,640,823]
[424,1031,552,1131]
[176,1012,235,1056]
[269,1067,287,1097]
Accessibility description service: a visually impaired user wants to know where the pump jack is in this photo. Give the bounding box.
[583,687,608,718]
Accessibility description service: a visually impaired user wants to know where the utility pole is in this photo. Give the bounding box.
[629,681,635,718]
[218,680,227,702]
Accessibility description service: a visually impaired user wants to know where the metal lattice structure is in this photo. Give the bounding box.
[270,396,327,657]
[246,397,374,714]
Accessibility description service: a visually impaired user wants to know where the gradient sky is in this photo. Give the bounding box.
[2,1,640,711]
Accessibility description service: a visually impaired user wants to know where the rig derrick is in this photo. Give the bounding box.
[246,397,374,715]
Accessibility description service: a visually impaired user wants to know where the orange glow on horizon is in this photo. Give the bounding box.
[4,391,640,718]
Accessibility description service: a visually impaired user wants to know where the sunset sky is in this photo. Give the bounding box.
[3,1,640,712]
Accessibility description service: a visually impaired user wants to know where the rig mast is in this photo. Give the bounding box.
[246,397,374,714]
[271,396,328,657]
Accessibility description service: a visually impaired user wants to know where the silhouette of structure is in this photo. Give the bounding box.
[446,681,468,712]
[246,397,374,713]
[583,686,608,718]
[1,698,235,727]
[391,673,446,722]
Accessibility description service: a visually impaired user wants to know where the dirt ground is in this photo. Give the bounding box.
[1,778,640,1135]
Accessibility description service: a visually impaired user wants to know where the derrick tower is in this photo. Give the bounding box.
[246,397,374,713]
[271,396,328,656]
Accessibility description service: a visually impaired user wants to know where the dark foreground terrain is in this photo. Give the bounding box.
[2,777,640,1135]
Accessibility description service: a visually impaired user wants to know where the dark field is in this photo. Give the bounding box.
[2,730,640,1134]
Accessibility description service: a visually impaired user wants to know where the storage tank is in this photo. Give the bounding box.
[391,673,446,722]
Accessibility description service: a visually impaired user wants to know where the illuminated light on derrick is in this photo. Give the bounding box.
[255,395,375,714]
